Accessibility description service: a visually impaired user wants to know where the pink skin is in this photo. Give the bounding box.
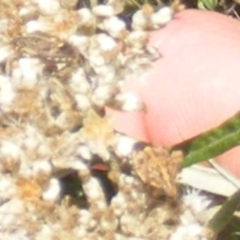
[109,9,240,178]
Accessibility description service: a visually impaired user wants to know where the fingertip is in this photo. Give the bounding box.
[216,146,240,179]
[107,108,150,142]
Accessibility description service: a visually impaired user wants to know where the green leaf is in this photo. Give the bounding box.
[207,189,240,239]
[197,0,218,10]
[174,111,240,168]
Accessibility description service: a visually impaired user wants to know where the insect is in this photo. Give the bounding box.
[132,146,183,198]
[8,32,82,78]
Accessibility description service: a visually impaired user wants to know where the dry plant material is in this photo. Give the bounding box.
[9,32,81,77]
[132,146,183,197]
[0,1,211,239]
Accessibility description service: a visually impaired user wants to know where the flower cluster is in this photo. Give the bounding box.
[0,0,210,239]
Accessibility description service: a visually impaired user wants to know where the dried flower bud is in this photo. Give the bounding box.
[0,176,17,201]
[42,178,61,202]
[75,94,91,111]
[76,145,92,160]
[114,93,144,111]
[32,160,53,183]
[82,176,107,210]
[0,45,13,63]
[25,20,45,33]
[114,134,136,157]
[16,178,42,200]
[19,6,38,22]
[125,30,148,49]
[110,192,127,216]
[18,58,42,87]
[92,4,115,17]
[78,209,95,228]
[131,9,150,30]
[0,76,15,110]
[60,0,78,9]
[92,85,113,106]
[68,34,90,53]
[151,6,173,29]
[0,141,22,172]
[77,8,96,32]
[102,16,127,39]
[37,0,61,15]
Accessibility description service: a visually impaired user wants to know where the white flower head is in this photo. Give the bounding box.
[182,188,211,213]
